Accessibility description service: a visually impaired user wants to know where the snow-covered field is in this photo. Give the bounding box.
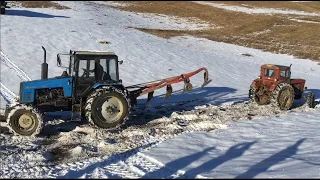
[1,1,320,178]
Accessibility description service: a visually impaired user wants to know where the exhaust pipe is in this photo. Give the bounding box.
[41,46,48,79]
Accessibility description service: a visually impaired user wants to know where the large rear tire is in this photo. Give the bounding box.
[306,92,315,108]
[84,87,131,129]
[6,105,43,136]
[271,83,294,110]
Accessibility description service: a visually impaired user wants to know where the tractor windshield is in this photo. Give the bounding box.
[264,69,274,78]
[76,55,118,82]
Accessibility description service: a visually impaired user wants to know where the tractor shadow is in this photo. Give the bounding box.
[5,9,69,18]
[40,111,85,137]
[124,86,245,127]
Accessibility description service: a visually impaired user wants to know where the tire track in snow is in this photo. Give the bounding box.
[0,51,31,82]
[0,51,31,104]
[127,152,208,178]
[0,82,17,103]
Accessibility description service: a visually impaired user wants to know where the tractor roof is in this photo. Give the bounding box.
[71,50,116,56]
[261,64,290,70]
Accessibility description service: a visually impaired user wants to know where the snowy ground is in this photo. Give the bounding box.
[1,1,320,178]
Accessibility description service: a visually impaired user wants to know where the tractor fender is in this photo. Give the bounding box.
[250,78,262,88]
[92,83,128,95]
[92,82,123,89]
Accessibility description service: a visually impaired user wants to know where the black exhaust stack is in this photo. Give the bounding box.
[41,46,48,79]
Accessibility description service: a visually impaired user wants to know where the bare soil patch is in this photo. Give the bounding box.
[113,1,320,61]
[9,1,70,9]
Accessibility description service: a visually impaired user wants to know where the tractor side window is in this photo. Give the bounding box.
[89,60,95,77]
[286,71,290,78]
[264,69,274,77]
[70,57,76,76]
[98,59,108,80]
[280,71,286,78]
[109,59,117,81]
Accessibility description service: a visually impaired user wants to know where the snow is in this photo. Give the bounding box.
[143,110,320,178]
[1,1,320,178]
[288,18,320,24]
[193,1,320,16]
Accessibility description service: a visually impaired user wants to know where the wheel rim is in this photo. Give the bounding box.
[98,95,124,123]
[17,113,36,131]
[279,88,292,109]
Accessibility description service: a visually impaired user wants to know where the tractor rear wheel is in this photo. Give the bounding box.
[271,83,294,110]
[84,87,131,129]
[306,92,315,108]
[7,105,43,136]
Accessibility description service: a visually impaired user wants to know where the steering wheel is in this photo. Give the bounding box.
[81,68,94,77]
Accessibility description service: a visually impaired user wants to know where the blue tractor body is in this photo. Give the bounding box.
[19,77,73,103]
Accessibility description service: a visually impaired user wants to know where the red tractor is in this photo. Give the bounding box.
[249,64,315,110]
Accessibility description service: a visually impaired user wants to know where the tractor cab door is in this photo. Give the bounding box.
[279,69,291,84]
[75,56,96,97]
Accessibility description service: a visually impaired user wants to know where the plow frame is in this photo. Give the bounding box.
[126,67,211,105]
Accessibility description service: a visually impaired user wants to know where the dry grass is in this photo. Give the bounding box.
[212,1,320,13]
[11,1,70,9]
[113,1,320,61]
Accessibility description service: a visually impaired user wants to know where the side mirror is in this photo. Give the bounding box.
[119,60,123,65]
[57,54,61,67]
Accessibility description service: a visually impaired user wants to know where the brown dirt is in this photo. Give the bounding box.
[11,1,70,9]
[112,1,320,61]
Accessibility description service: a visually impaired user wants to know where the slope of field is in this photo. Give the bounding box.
[116,1,320,61]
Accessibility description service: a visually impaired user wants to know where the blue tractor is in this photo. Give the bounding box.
[3,47,211,136]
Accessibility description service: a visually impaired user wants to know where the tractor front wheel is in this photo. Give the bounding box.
[249,86,270,105]
[84,87,130,129]
[271,83,294,110]
[7,105,43,136]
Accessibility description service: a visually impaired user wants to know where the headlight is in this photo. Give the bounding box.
[274,79,277,82]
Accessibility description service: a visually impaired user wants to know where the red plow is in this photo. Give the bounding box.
[126,67,212,105]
